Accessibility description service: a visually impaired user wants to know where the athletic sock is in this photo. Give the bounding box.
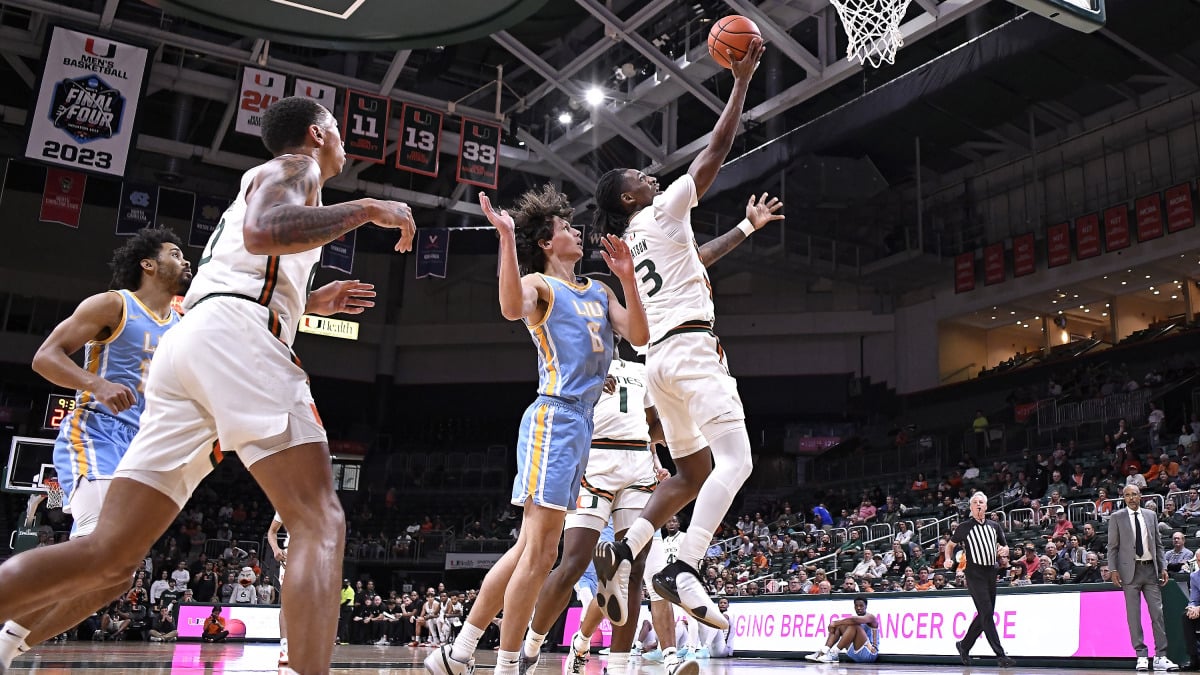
[523,628,547,659]
[451,622,484,662]
[607,652,630,673]
[0,621,31,669]
[625,519,655,557]
[496,648,520,674]
[678,526,713,570]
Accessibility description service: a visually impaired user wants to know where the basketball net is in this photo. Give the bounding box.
[44,477,64,510]
[829,0,913,68]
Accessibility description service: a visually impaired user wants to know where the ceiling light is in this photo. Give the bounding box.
[991,316,997,320]
[517,140,525,146]
[1052,300,1058,304]
[1079,305,1085,309]
[1073,294,1079,298]
[1154,291,1161,295]
[558,112,573,124]
[1084,309,1090,313]
[1146,275,1152,279]
[1102,312,1108,316]
[1174,280,1180,284]
[1010,311,1016,315]
[1150,286,1155,290]
[1035,316,1040,320]
[584,87,605,106]
[1016,320,1022,325]
[1121,281,1127,285]
[1103,276,1108,279]
[1172,295,1179,299]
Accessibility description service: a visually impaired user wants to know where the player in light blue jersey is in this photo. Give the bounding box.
[806,596,879,663]
[426,186,648,675]
[0,228,192,669]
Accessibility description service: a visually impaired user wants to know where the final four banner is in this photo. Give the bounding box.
[189,194,230,249]
[415,228,449,279]
[321,229,356,274]
[236,67,285,137]
[292,78,338,115]
[115,181,158,235]
[25,26,149,177]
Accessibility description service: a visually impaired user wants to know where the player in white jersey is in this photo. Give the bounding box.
[267,512,290,666]
[590,37,786,639]
[520,357,693,675]
[0,96,416,675]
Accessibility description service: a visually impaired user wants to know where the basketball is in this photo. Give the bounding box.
[708,15,761,69]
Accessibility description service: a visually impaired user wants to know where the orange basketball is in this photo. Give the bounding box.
[708,15,761,69]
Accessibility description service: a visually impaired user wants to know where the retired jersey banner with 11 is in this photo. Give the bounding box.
[25,27,149,177]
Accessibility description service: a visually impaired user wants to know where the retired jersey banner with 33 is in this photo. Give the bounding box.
[236,67,285,137]
[292,78,337,115]
[343,91,390,163]
[189,194,230,249]
[39,167,86,228]
[321,229,356,274]
[416,228,449,279]
[25,27,149,177]
[456,118,501,189]
[115,181,158,235]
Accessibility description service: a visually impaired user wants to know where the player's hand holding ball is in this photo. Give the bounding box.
[708,15,765,80]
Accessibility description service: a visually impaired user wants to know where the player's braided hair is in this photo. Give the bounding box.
[261,96,330,156]
[512,183,574,274]
[593,168,633,236]
[109,227,183,291]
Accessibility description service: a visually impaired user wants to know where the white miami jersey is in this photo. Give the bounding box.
[184,157,321,346]
[662,530,684,565]
[592,359,652,442]
[623,173,714,344]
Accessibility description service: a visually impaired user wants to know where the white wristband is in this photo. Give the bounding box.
[737,219,756,237]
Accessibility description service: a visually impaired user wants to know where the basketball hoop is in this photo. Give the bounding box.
[43,477,64,510]
[828,0,914,68]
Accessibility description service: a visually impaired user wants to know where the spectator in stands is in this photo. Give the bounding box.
[219,572,237,603]
[201,606,228,643]
[1008,566,1029,587]
[1165,532,1194,573]
[1182,490,1200,519]
[1160,501,1189,535]
[1017,544,1041,579]
[808,570,829,594]
[1047,508,1074,540]
[972,410,990,453]
[149,571,170,607]
[157,580,179,612]
[908,542,930,572]
[839,530,864,555]
[1126,465,1149,490]
[1063,535,1088,565]
[914,568,934,591]
[1095,488,1115,521]
[817,580,832,595]
[1068,464,1089,498]
[894,522,913,547]
[1114,419,1132,447]
[149,605,177,642]
[1044,472,1069,501]
[1181,426,1197,454]
[839,577,858,594]
[911,473,929,492]
[1043,543,1072,577]
[812,504,833,528]
[170,561,190,591]
[851,499,877,526]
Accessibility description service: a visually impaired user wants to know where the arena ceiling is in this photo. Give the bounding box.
[0,0,1196,292]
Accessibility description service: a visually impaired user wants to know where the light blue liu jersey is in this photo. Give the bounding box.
[54,290,179,499]
[512,274,614,511]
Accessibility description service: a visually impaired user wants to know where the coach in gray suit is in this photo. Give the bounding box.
[1110,484,1179,671]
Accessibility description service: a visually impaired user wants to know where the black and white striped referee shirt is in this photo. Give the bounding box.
[950,517,1007,568]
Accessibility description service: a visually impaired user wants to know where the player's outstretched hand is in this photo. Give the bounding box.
[372,199,416,252]
[307,279,377,316]
[479,192,515,238]
[603,375,618,395]
[746,192,784,231]
[95,379,136,413]
[600,234,635,281]
[730,37,765,82]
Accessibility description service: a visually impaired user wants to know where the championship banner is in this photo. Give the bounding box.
[235,67,285,137]
[1075,213,1101,259]
[343,90,389,163]
[25,27,149,177]
[1046,221,1071,267]
[115,181,158,235]
[983,242,1005,286]
[953,252,974,293]
[1103,204,1131,251]
[292,77,337,114]
[396,104,443,177]
[321,229,356,274]
[39,167,86,228]
[1012,233,1035,277]
[1166,182,1195,233]
[1135,193,1164,242]
[415,228,449,279]
[189,194,230,249]
[456,118,501,189]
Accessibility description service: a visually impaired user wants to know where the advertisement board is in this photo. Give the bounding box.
[176,603,281,641]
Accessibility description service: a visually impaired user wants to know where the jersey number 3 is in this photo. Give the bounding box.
[635,259,663,297]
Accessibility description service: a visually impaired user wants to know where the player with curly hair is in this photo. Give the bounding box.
[426,185,648,675]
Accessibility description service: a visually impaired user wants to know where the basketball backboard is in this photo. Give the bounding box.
[5,436,56,494]
[1008,0,1105,33]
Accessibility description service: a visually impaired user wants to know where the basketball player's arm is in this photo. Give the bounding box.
[32,291,137,412]
[480,192,547,322]
[243,155,415,255]
[266,519,286,563]
[599,236,649,346]
[698,193,784,267]
[688,38,764,198]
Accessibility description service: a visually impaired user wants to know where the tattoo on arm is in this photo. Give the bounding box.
[250,156,372,253]
[698,226,749,267]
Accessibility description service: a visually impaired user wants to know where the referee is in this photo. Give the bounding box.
[944,492,1016,668]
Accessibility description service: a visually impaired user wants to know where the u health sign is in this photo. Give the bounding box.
[456,118,501,189]
[25,27,149,177]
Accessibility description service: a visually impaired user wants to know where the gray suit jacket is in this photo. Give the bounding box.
[1107,507,1166,582]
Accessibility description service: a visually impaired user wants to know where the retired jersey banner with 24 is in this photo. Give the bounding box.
[236,67,285,137]
[25,27,149,177]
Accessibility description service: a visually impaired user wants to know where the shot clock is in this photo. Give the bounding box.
[43,393,76,432]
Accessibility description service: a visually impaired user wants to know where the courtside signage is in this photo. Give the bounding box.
[298,315,359,340]
[25,26,149,177]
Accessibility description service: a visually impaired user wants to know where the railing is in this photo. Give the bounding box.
[811,439,944,483]
[1035,389,1154,434]
[1068,501,1097,524]
[915,513,958,545]
[344,530,454,562]
[447,537,515,554]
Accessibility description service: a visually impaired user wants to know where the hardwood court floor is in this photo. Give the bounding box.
[5,643,1145,673]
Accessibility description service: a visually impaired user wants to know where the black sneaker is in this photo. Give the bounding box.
[594,540,634,625]
[652,560,727,630]
[955,640,971,666]
[998,655,1016,668]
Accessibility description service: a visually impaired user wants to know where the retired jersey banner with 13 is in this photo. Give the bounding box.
[25,27,149,177]
[236,67,285,137]
[396,104,443,177]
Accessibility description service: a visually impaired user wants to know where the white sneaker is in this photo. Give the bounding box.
[664,653,699,675]
[375,637,391,646]
[1137,657,1150,671]
[652,561,728,630]
[424,644,475,675]
[1154,656,1180,671]
[594,540,634,626]
[279,637,289,667]
[818,650,840,663]
[804,650,826,662]
[567,631,590,673]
